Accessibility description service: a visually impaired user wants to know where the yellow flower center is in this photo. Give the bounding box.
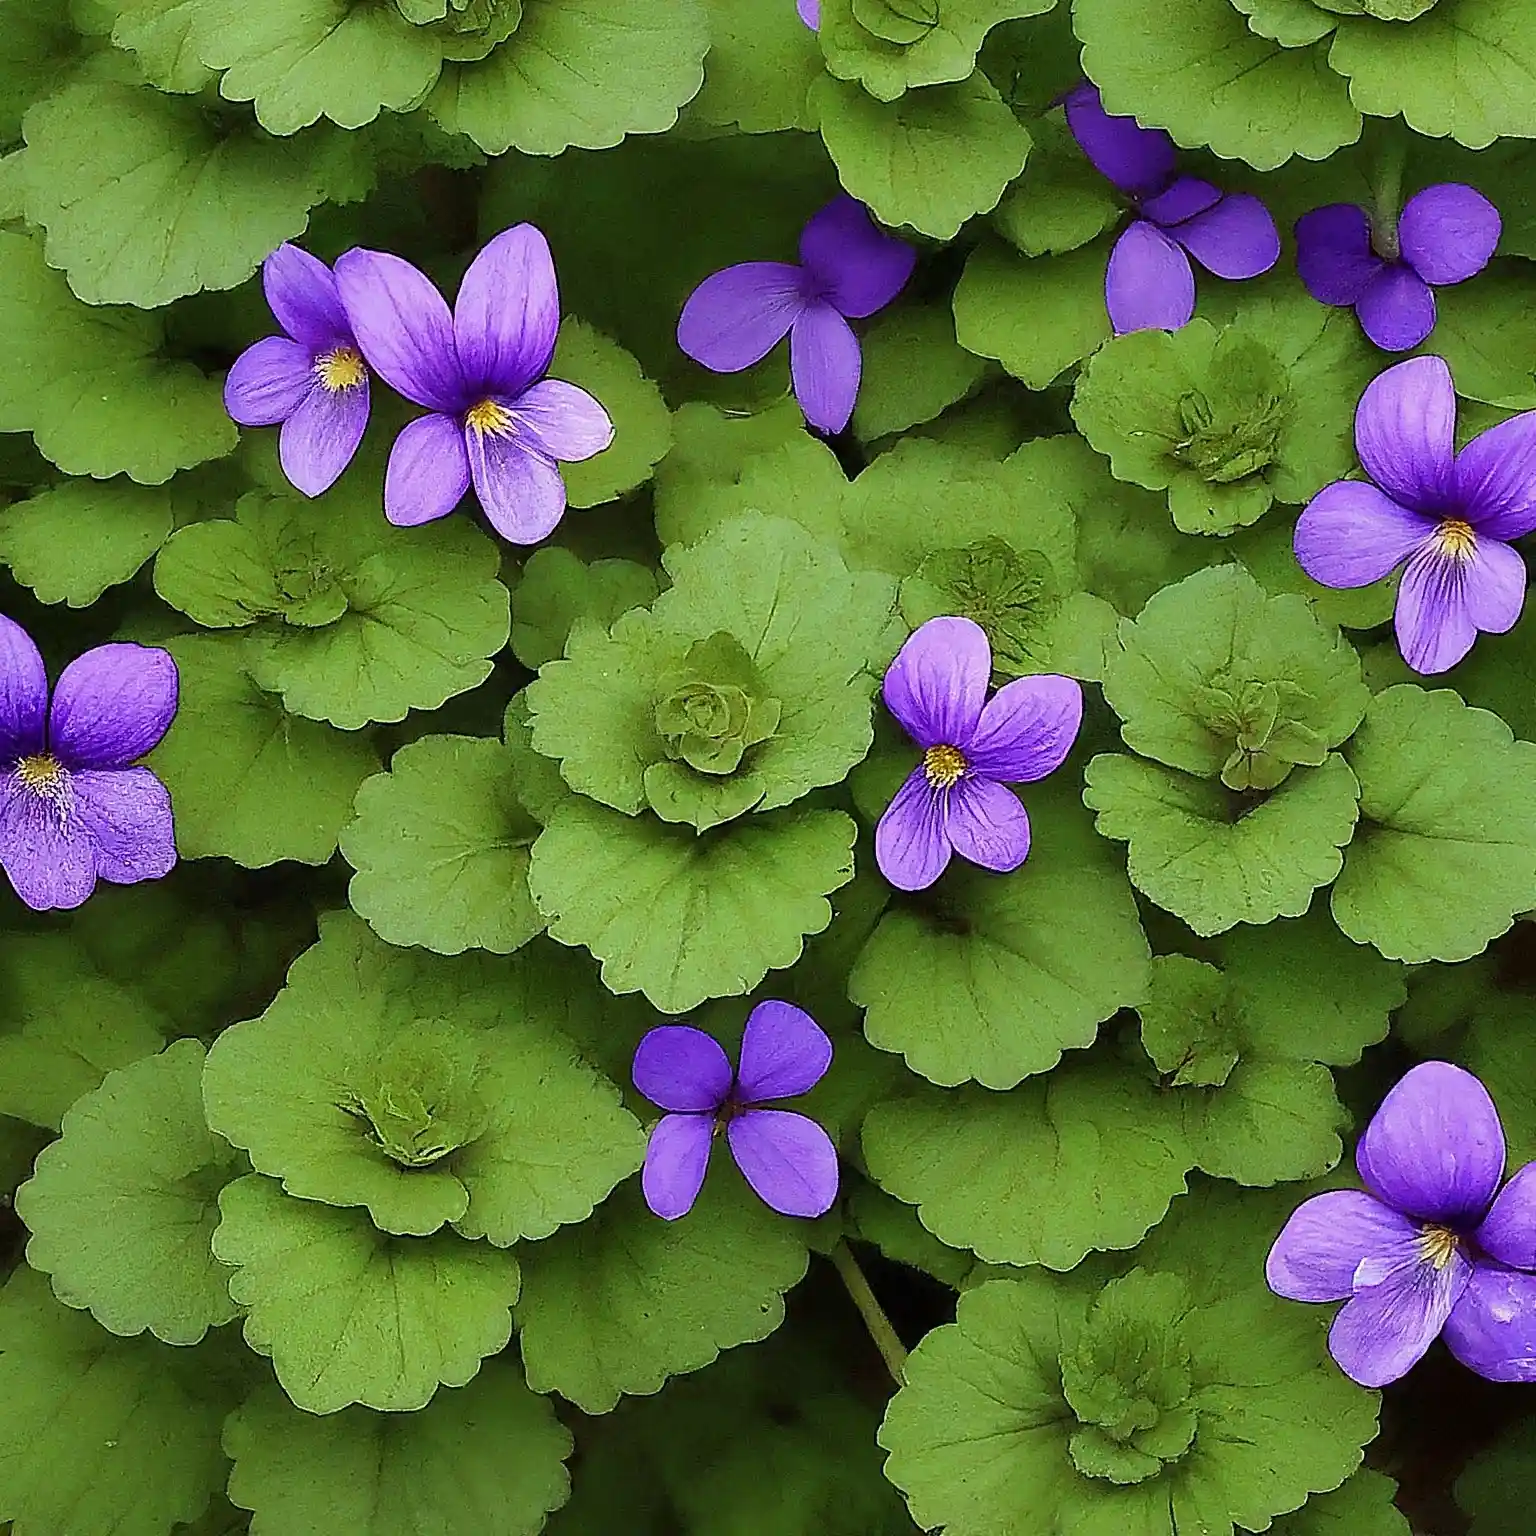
[313,346,366,393]
[464,398,516,438]
[14,753,65,796]
[1417,1223,1459,1271]
[923,743,968,789]
[1434,518,1477,561]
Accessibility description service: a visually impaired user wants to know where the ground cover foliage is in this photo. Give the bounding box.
[4,1,1536,1533]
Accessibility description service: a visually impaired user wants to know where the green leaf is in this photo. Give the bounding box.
[21,80,341,307]
[0,1267,233,1536]
[0,4,79,141]
[1083,752,1361,935]
[1230,516,1399,632]
[1333,684,1536,963]
[1072,0,1360,169]
[529,801,857,1013]
[107,0,218,91]
[953,239,1112,390]
[990,112,1121,257]
[213,1173,521,1413]
[0,232,236,483]
[1457,1418,1536,1536]
[427,0,710,155]
[551,320,672,508]
[203,912,643,1243]
[225,1371,573,1536]
[157,484,511,728]
[147,634,381,868]
[341,734,547,956]
[1100,564,1369,790]
[0,479,173,606]
[15,1039,241,1345]
[1328,0,1536,146]
[1272,1470,1410,1536]
[1231,0,1338,47]
[691,0,822,132]
[818,0,1055,103]
[1424,263,1536,408]
[510,547,659,669]
[812,72,1030,240]
[0,933,169,1130]
[849,780,1149,1089]
[862,1056,1191,1267]
[852,305,989,441]
[516,1179,810,1412]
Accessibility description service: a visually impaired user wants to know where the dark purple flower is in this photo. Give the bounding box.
[1296,184,1500,352]
[1064,83,1280,334]
[798,0,819,26]
[1268,1061,1536,1387]
[1294,355,1536,675]
[0,616,177,912]
[334,225,614,544]
[224,244,372,498]
[875,617,1082,892]
[676,195,916,436]
[632,1002,838,1221]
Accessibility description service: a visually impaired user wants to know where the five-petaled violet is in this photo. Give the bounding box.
[676,194,916,436]
[224,244,371,498]
[1296,184,1501,352]
[1064,83,1280,335]
[0,616,178,912]
[334,224,614,544]
[632,1002,838,1221]
[876,616,1082,892]
[1268,1061,1536,1387]
[1295,354,1536,674]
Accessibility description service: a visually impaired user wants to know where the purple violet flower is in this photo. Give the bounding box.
[0,616,178,912]
[1268,1061,1536,1388]
[1296,184,1501,352]
[798,0,819,26]
[1294,354,1536,675]
[676,194,916,436]
[875,616,1082,892]
[224,244,371,498]
[632,1003,839,1221]
[333,224,614,544]
[1064,83,1280,335]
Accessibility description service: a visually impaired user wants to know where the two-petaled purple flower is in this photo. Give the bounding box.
[226,227,613,544]
[875,617,1082,892]
[1064,84,1280,335]
[632,1002,838,1221]
[1269,1062,1536,1387]
[0,616,178,912]
[1295,355,1536,675]
[1297,185,1501,352]
[677,195,916,436]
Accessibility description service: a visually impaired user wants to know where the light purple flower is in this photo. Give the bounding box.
[0,617,177,912]
[676,195,916,435]
[1268,1061,1536,1388]
[1294,355,1536,675]
[224,244,372,498]
[798,0,819,26]
[875,617,1083,892]
[334,224,613,544]
[1296,185,1501,352]
[632,1003,838,1221]
[1064,83,1280,334]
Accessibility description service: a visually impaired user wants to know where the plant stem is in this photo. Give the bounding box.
[1369,126,1409,260]
[831,1239,908,1387]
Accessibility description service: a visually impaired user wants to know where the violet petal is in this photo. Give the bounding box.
[789,302,860,435]
[1171,193,1281,280]
[49,644,177,770]
[1293,480,1437,588]
[1475,1164,1536,1271]
[1353,355,1457,515]
[71,767,176,887]
[263,243,350,352]
[677,261,807,373]
[1266,1190,1422,1303]
[1328,1244,1472,1387]
[0,615,48,762]
[1356,264,1437,352]
[797,195,915,320]
[1399,183,1501,287]
[1105,221,1196,335]
[945,777,1031,874]
[875,767,951,893]
[1295,203,1383,307]
[633,1026,733,1112]
[727,1108,839,1218]
[334,249,463,413]
[508,379,614,464]
[735,1001,833,1104]
[882,615,991,748]
[1357,1060,1505,1223]
[466,429,566,546]
[1063,82,1176,199]
[0,777,97,911]
[1443,1264,1536,1383]
[1139,176,1223,228]
[454,223,560,399]
[224,337,316,427]
[797,0,819,28]
[1455,409,1536,541]
[1394,536,1523,674]
[278,378,369,498]
[384,414,470,527]
[964,674,1083,784]
[642,1113,715,1221]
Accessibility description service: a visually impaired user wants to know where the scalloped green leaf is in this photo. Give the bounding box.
[691,0,822,132]
[509,547,659,670]
[852,304,989,441]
